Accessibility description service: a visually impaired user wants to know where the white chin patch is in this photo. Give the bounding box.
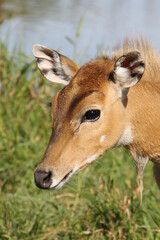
[49,167,79,189]
[50,178,61,189]
[85,154,97,164]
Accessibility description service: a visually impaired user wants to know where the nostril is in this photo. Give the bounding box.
[34,170,52,189]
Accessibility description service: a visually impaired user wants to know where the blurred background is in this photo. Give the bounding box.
[0,1,160,239]
[0,0,160,61]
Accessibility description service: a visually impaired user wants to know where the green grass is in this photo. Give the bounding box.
[0,40,160,240]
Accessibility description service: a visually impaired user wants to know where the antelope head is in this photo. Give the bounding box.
[33,44,145,189]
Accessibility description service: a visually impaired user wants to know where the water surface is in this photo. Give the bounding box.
[0,0,160,62]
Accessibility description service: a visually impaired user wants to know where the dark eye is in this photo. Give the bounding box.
[82,109,100,122]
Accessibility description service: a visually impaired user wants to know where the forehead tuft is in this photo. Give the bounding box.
[51,58,113,123]
[71,58,114,86]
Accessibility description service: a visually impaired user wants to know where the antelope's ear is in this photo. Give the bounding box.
[32,44,80,85]
[110,51,145,89]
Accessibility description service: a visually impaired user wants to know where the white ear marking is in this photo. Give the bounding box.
[32,44,58,61]
[114,67,131,87]
[111,51,145,90]
[44,72,69,85]
[33,44,72,85]
[38,59,53,70]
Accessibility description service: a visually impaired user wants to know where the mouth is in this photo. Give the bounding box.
[50,159,96,189]
[50,169,78,189]
[79,163,90,170]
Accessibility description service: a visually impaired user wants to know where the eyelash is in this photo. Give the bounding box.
[81,109,101,123]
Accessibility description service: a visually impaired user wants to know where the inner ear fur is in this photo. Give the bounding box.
[33,44,80,85]
[110,51,145,89]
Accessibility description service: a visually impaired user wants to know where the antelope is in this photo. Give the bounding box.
[33,39,160,200]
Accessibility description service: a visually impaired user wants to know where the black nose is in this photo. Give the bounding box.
[34,170,52,189]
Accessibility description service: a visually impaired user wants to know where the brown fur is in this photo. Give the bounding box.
[33,38,160,193]
[112,39,160,190]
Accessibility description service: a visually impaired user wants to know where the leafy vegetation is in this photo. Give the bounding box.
[0,40,160,240]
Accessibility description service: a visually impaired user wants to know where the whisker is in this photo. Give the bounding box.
[96,160,104,166]
[69,180,78,187]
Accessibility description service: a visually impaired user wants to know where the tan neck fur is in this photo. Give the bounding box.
[127,80,160,163]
